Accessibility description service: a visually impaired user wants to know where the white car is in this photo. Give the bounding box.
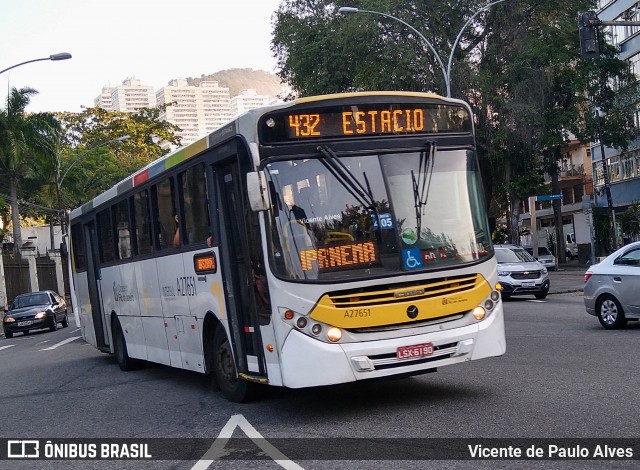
[494,244,550,300]
[583,241,640,329]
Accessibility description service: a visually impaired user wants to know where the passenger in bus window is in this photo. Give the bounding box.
[207,232,213,247]
[252,260,270,310]
[173,213,180,247]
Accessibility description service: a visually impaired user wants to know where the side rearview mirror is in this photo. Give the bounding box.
[247,171,270,212]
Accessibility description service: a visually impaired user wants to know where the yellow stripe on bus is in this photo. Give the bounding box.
[309,275,491,329]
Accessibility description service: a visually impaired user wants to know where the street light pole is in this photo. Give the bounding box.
[339,1,511,97]
[0,53,72,75]
[56,135,130,233]
[338,7,448,94]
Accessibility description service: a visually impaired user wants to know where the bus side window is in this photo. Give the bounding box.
[179,163,210,246]
[152,177,177,251]
[70,223,86,271]
[115,199,132,260]
[134,189,153,255]
[97,208,115,264]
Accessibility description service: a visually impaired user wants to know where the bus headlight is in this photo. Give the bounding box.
[472,306,486,321]
[327,327,342,343]
[279,307,338,343]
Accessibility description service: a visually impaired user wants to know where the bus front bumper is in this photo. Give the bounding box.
[279,306,505,388]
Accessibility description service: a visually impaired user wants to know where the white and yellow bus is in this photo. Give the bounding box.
[69,92,505,402]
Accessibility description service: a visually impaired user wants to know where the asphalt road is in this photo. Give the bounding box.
[0,293,638,469]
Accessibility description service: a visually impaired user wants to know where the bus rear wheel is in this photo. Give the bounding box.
[213,327,258,403]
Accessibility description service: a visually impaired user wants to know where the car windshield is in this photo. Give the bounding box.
[496,248,535,263]
[12,293,49,308]
[264,147,492,281]
[525,247,552,256]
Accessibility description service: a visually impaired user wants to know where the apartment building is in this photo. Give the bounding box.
[93,85,113,109]
[519,138,595,261]
[94,77,283,147]
[595,0,640,244]
[155,79,233,146]
[230,88,271,118]
[97,77,156,112]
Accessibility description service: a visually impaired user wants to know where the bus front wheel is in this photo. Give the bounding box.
[213,327,258,403]
[113,320,136,371]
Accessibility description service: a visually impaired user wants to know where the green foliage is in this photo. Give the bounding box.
[618,201,640,240]
[0,87,62,253]
[271,0,638,230]
[54,105,182,207]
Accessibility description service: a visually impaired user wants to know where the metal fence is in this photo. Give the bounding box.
[2,255,30,305]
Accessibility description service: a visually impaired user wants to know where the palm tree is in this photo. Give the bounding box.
[0,87,62,256]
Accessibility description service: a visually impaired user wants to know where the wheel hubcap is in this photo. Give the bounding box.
[601,300,618,324]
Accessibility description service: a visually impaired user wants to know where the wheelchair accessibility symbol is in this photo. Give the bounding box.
[403,249,423,270]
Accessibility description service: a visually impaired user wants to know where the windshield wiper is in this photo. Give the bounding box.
[317,145,376,211]
[412,142,436,239]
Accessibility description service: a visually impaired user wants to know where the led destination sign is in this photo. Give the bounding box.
[260,103,471,143]
[299,241,377,272]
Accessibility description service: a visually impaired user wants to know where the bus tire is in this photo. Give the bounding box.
[113,320,136,371]
[213,327,258,403]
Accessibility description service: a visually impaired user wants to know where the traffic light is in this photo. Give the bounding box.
[579,11,600,58]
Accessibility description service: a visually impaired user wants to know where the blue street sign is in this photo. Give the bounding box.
[535,194,563,202]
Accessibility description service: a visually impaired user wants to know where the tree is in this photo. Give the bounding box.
[272,1,638,253]
[618,201,640,241]
[53,105,181,207]
[272,0,484,97]
[0,87,62,255]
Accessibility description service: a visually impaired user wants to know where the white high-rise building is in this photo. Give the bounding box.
[110,77,156,112]
[231,89,271,117]
[94,85,114,109]
[201,80,233,134]
[156,79,232,145]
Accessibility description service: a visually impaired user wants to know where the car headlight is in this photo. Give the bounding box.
[35,311,47,319]
[541,267,548,274]
[3,316,15,323]
[498,269,510,276]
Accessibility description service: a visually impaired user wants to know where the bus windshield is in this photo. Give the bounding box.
[264,147,492,281]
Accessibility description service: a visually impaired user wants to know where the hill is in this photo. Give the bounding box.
[186,68,284,98]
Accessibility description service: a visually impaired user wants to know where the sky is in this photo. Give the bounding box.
[0,0,282,113]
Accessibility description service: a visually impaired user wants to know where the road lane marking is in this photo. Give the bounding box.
[36,340,49,346]
[192,414,303,470]
[70,328,81,334]
[40,336,82,351]
[0,345,15,351]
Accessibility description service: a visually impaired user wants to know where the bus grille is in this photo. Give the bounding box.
[326,274,479,308]
[368,342,458,370]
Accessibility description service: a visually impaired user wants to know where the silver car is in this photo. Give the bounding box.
[523,246,558,271]
[584,241,640,329]
[494,244,550,299]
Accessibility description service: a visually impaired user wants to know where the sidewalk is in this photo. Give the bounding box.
[548,260,588,295]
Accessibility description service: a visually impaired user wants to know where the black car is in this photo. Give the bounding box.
[3,291,69,338]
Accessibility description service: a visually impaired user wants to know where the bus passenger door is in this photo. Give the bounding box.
[83,221,109,352]
[214,158,267,379]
